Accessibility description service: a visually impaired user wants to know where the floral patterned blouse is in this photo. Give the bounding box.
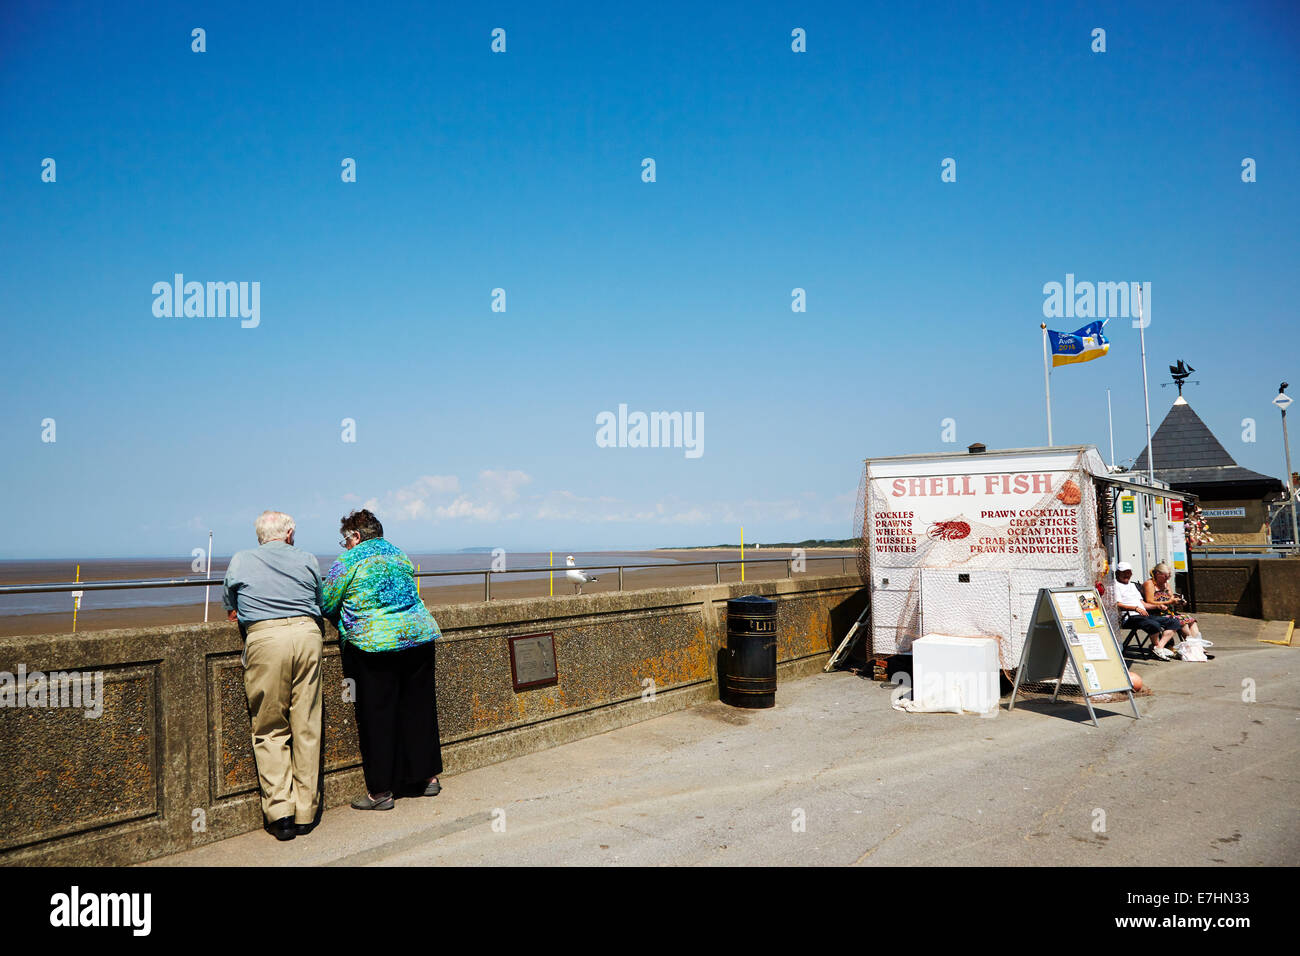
[322,537,440,652]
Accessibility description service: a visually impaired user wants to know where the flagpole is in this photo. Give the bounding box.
[1107,388,1115,468]
[1136,285,1154,485]
[1041,323,1053,446]
[203,530,212,623]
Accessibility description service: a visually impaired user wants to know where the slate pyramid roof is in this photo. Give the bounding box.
[1132,397,1282,493]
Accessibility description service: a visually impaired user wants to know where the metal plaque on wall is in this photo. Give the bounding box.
[508,632,558,691]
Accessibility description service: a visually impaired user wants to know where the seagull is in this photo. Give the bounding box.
[565,555,597,594]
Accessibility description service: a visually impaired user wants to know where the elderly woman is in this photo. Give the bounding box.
[323,509,444,810]
[1144,561,1206,647]
[1113,561,1181,660]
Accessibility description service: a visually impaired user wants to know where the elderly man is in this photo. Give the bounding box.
[1113,561,1180,661]
[222,510,324,841]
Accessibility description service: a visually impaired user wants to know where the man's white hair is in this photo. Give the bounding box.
[255,510,295,544]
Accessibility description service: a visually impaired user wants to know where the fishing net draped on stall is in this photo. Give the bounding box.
[849,453,1120,701]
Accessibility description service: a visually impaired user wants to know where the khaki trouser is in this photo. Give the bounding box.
[243,616,323,825]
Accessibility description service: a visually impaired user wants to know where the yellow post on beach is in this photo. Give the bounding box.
[740,527,744,583]
[72,564,80,633]
[416,563,420,595]
[549,551,554,596]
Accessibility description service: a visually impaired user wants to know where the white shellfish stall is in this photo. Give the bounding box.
[863,444,1184,670]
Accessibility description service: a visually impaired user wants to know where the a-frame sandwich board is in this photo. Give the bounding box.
[1008,586,1138,728]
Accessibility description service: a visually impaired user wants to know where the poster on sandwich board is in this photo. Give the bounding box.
[1008,586,1138,726]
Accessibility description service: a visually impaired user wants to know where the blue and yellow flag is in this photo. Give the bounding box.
[1047,320,1109,367]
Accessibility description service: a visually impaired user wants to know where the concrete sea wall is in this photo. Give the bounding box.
[0,574,865,865]
[1192,557,1300,622]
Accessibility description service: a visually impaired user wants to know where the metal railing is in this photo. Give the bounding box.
[0,554,856,602]
[1191,544,1297,556]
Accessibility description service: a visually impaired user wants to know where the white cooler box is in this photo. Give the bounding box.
[912,634,1001,714]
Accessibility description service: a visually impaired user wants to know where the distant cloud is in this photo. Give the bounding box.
[361,474,460,520]
[478,469,531,503]
[355,470,845,531]
[535,490,710,525]
[359,472,522,523]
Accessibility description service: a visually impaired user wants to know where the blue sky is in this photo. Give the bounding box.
[1,1,1297,560]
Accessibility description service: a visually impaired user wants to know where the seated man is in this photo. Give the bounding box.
[1113,561,1180,660]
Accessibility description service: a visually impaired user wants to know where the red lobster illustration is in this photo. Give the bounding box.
[1056,479,1082,505]
[927,520,971,541]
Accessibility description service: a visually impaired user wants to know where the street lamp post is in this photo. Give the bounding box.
[1274,384,1299,553]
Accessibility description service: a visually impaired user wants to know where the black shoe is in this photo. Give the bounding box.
[267,818,296,841]
[293,821,316,836]
[351,792,395,810]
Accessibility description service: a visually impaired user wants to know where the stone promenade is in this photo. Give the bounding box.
[150,614,1298,867]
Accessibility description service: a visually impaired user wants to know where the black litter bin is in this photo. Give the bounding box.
[724,594,778,708]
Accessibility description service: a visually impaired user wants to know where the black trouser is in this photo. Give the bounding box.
[1125,615,1164,636]
[1126,614,1180,635]
[342,640,443,796]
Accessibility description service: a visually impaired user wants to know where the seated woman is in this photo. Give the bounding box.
[1144,561,1205,647]
[1113,562,1181,660]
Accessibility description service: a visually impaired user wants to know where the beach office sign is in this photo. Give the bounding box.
[152,274,260,328]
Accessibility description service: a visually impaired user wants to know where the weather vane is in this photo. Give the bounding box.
[1162,359,1198,396]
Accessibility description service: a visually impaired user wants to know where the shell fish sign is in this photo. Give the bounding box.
[873,470,1086,565]
[861,446,1112,667]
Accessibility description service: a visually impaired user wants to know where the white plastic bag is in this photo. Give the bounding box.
[1177,636,1212,662]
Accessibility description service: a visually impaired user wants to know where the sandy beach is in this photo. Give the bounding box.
[0,549,856,638]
